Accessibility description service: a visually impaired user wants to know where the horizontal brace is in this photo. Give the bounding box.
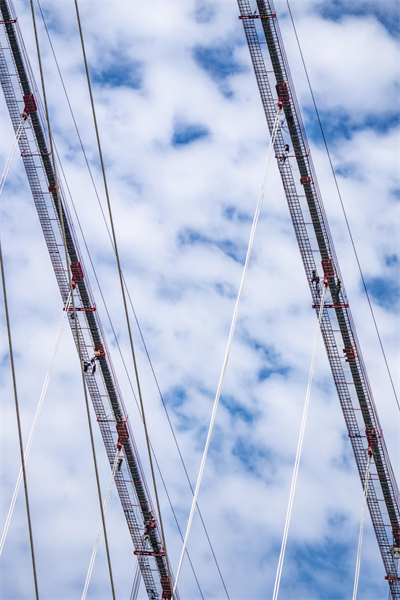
[21,150,51,157]
[0,18,17,23]
[134,551,165,557]
[239,13,276,20]
[312,303,349,309]
[63,305,96,312]
[275,150,311,159]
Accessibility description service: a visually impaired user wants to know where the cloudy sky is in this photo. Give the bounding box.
[0,0,399,598]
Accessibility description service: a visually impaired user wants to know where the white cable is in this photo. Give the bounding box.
[271,284,327,600]
[0,293,71,557]
[352,451,372,600]
[81,447,120,600]
[173,105,283,593]
[0,118,25,200]
[130,561,141,600]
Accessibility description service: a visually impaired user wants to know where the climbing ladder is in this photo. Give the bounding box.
[238,0,400,596]
[0,1,175,597]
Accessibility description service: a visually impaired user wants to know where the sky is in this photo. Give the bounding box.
[0,0,399,599]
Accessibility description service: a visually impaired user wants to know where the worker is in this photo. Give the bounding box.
[337,277,341,292]
[316,282,321,296]
[92,363,96,375]
[312,269,318,282]
[280,152,287,163]
[83,361,90,373]
[391,546,400,558]
[91,350,101,364]
[284,144,290,152]
[117,457,123,472]
[312,274,320,289]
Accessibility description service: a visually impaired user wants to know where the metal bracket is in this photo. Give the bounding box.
[63,305,96,312]
[238,13,276,20]
[276,150,310,159]
[134,551,165,557]
[21,150,51,157]
[22,93,37,120]
[312,303,349,309]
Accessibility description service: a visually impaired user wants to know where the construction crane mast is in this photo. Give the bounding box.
[0,1,174,598]
[238,0,400,596]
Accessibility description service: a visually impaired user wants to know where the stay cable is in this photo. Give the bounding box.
[28,2,116,597]
[272,283,327,600]
[0,114,39,598]
[0,294,71,557]
[352,451,372,600]
[81,447,121,600]
[173,104,282,593]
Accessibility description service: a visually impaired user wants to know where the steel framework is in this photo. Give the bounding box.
[238,0,400,596]
[1,0,399,595]
[0,1,175,598]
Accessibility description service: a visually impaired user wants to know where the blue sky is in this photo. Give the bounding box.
[0,0,399,599]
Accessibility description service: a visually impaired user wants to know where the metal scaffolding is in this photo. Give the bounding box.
[238,0,400,596]
[0,0,175,597]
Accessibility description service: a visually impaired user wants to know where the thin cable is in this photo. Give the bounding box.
[130,562,141,600]
[37,7,230,600]
[53,146,205,598]
[37,6,227,593]
[73,2,174,595]
[28,2,116,598]
[0,128,39,600]
[286,0,400,411]
[81,447,121,600]
[0,294,71,557]
[0,117,24,198]
[173,105,282,592]
[352,451,372,600]
[271,284,327,600]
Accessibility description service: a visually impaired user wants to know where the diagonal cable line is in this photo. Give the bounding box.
[72,1,174,595]
[52,139,204,599]
[0,294,71,557]
[352,450,372,600]
[173,104,282,593]
[81,447,121,600]
[272,284,327,600]
[35,4,228,593]
[0,112,39,600]
[28,2,116,597]
[0,117,24,198]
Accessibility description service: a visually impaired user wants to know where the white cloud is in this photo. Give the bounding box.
[0,0,398,599]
